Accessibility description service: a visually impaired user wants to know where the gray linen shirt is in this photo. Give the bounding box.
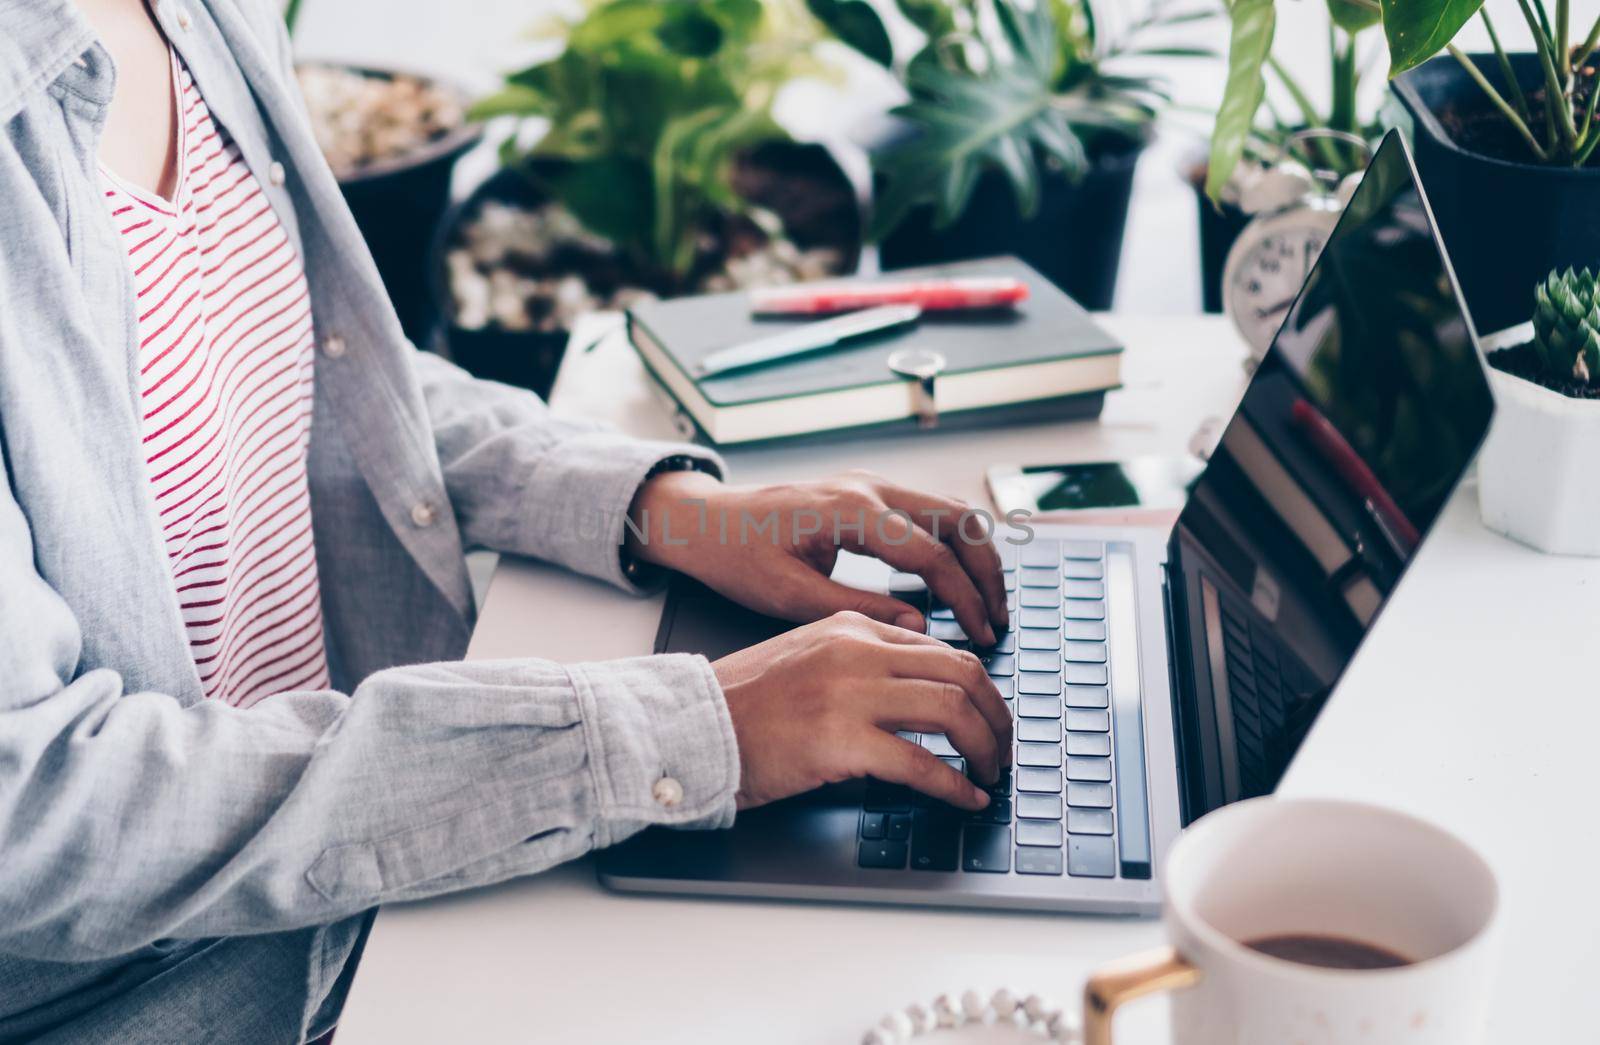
[0,0,739,1039]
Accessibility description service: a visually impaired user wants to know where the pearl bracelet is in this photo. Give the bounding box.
[861,988,1082,1044]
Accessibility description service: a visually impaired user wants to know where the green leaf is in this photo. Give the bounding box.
[1206,0,1275,203]
[541,157,654,246]
[1327,0,1380,34]
[467,83,548,121]
[1381,0,1486,76]
[806,0,894,65]
[655,8,724,57]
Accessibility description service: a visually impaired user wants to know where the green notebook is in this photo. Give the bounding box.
[626,257,1123,446]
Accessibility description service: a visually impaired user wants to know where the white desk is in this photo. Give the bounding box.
[338,316,1600,1044]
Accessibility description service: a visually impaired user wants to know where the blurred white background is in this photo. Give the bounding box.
[291,0,1532,316]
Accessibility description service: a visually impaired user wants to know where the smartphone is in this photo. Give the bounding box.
[986,456,1205,519]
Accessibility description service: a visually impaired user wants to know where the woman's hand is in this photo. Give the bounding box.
[713,612,1012,810]
[627,469,1010,645]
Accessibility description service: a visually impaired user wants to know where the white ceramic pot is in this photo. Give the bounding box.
[1477,324,1600,556]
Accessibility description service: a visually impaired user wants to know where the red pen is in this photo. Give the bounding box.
[749,277,1030,316]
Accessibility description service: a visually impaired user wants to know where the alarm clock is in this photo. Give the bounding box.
[1222,131,1369,365]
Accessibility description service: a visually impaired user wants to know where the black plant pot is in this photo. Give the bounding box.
[322,66,484,346]
[430,143,863,400]
[1393,53,1600,333]
[876,143,1143,310]
[1189,174,1251,314]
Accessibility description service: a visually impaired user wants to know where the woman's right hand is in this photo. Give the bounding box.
[712,611,1012,812]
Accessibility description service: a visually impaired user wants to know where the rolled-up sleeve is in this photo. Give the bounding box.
[0,458,738,960]
[412,352,723,589]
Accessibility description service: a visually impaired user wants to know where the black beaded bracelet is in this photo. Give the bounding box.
[620,454,720,584]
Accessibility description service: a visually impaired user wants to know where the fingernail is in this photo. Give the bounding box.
[983,625,997,646]
[894,612,923,631]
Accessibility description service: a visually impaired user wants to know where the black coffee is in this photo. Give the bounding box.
[1244,933,1414,970]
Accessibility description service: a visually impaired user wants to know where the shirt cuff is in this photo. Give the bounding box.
[567,652,739,847]
[516,432,724,592]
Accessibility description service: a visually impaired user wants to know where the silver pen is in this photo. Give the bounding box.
[693,304,922,379]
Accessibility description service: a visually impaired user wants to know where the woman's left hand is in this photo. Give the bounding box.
[626,469,1010,645]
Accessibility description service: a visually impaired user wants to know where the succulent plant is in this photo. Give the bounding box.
[1533,268,1600,384]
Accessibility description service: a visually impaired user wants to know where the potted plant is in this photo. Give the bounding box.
[435,0,861,397]
[283,0,483,343]
[1384,0,1600,332]
[1478,268,1600,556]
[818,0,1212,310]
[1200,0,1381,312]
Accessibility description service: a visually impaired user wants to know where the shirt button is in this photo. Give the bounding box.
[268,161,287,187]
[652,777,684,809]
[174,5,192,30]
[410,502,437,528]
[321,335,346,359]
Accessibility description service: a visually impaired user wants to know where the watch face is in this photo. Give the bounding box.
[1226,225,1329,354]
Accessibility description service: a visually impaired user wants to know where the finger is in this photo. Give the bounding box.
[848,508,997,646]
[857,730,989,810]
[868,678,1002,784]
[760,560,929,631]
[875,483,1010,636]
[880,646,1012,766]
[847,611,950,648]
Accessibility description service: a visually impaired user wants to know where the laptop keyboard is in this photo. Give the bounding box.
[856,538,1126,880]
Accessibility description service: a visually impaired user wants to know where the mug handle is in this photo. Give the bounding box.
[1083,946,1203,1045]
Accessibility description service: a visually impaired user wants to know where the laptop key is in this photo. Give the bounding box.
[1016,768,1063,793]
[1020,587,1061,609]
[1064,663,1110,686]
[998,542,1018,570]
[962,824,1011,872]
[861,812,888,839]
[1061,540,1103,560]
[1017,696,1063,719]
[1018,627,1060,650]
[921,733,958,758]
[1017,672,1061,696]
[1016,742,1062,767]
[895,730,920,742]
[858,839,909,869]
[1063,579,1105,600]
[1019,540,1059,567]
[981,652,1015,677]
[969,797,1012,825]
[929,619,968,643]
[1067,835,1116,877]
[1015,846,1064,876]
[990,676,1015,701]
[985,770,1013,797]
[1065,708,1110,732]
[1018,607,1060,629]
[1062,641,1108,663]
[864,783,913,811]
[939,756,966,775]
[1017,794,1063,819]
[1064,685,1109,709]
[1018,566,1060,588]
[1018,649,1060,673]
[1067,808,1115,835]
[1018,718,1062,743]
[1065,731,1112,757]
[1016,819,1064,847]
[1067,781,1113,808]
[887,814,912,840]
[1064,559,1104,580]
[910,807,961,871]
[1063,619,1107,641]
[1063,600,1106,620]
[1066,756,1113,782]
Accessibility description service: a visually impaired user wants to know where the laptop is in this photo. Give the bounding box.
[598,131,1496,914]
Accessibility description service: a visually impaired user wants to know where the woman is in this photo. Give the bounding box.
[0,2,1012,1041]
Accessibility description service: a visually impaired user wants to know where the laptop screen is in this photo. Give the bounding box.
[1166,131,1494,821]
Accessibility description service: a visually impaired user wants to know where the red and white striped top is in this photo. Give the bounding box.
[101,52,330,707]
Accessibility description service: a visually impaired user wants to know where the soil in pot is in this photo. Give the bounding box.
[298,64,483,344]
[436,143,861,399]
[1486,342,1600,399]
[877,139,1143,312]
